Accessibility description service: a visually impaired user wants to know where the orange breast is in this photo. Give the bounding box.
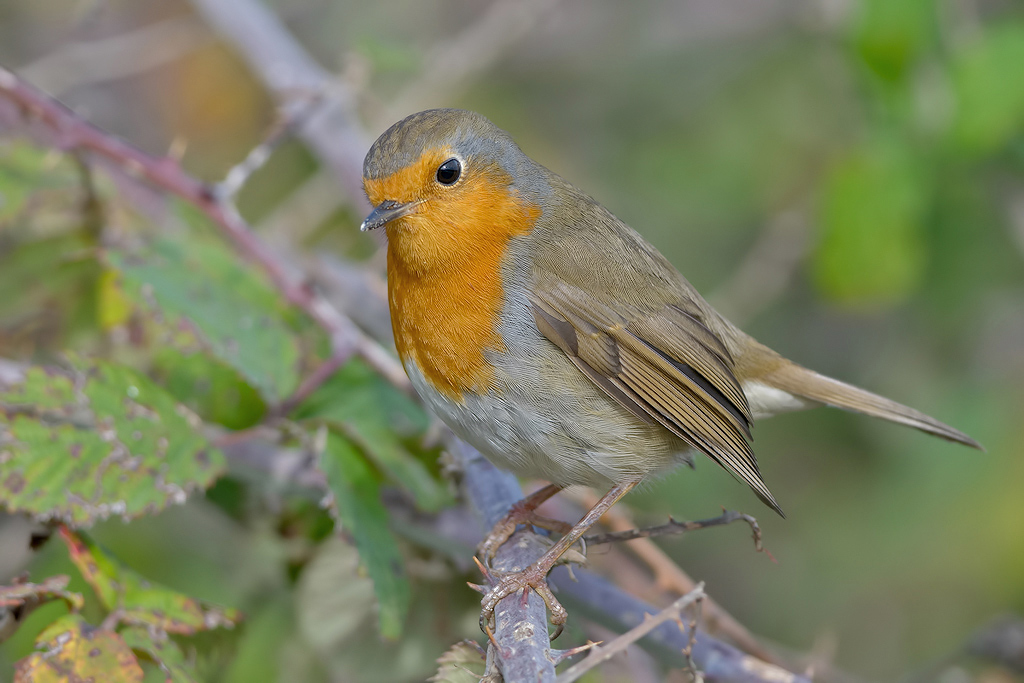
[367,154,541,400]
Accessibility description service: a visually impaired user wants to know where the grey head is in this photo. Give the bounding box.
[360,109,551,231]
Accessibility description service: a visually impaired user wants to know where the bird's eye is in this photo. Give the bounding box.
[436,158,461,185]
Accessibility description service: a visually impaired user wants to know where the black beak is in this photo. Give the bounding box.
[360,200,421,232]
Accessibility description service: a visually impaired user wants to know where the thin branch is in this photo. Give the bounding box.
[218,96,323,199]
[0,67,410,397]
[189,0,371,209]
[584,510,763,550]
[570,489,775,663]
[551,566,809,683]
[270,350,348,418]
[556,584,706,683]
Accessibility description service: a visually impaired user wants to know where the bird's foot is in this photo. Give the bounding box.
[478,561,569,641]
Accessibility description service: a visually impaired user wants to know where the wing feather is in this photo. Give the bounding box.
[530,282,782,515]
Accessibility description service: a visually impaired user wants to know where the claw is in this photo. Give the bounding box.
[472,555,495,585]
[478,563,569,642]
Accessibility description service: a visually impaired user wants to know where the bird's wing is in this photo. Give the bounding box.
[529,277,782,515]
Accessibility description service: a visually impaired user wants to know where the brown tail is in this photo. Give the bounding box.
[762,360,983,451]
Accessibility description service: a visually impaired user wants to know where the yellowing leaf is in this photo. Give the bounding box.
[14,614,143,683]
[61,528,242,634]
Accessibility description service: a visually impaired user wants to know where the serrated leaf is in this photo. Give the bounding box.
[813,138,929,308]
[60,527,242,634]
[320,428,409,639]
[14,614,144,683]
[0,575,84,614]
[297,362,448,512]
[111,228,300,402]
[0,358,224,526]
[429,641,487,683]
[949,22,1024,154]
[120,626,199,683]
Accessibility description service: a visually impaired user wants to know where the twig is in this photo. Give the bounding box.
[218,96,323,199]
[584,510,763,549]
[189,0,371,209]
[552,566,809,683]
[556,585,706,683]
[569,490,774,662]
[0,67,410,398]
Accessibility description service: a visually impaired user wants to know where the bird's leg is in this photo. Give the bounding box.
[478,483,566,566]
[479,480,639,640]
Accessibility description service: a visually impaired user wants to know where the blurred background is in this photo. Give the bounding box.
[1,0,1023,681]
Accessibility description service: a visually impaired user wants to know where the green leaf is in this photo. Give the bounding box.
[120,626,200,683]
[60,527,242,634]
[429,641,487,683]
[0,141,79,223]
[151,347,267,430]
[320,428,410,639]
[813,138,929,308]
[111,225,300,403]
[14,614,144,683]
[0,358,224,526]
[0,232,102,355]
[297,361,448,512]
[949,22,1024,154]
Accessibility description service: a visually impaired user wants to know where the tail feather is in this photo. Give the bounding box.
[763,362,984,451]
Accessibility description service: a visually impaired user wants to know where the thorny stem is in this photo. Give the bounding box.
[0,66,410,400]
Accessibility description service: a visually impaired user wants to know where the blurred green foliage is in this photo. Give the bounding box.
[0,0,1022,681]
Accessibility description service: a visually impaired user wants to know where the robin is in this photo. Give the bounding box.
[360,108,981,637]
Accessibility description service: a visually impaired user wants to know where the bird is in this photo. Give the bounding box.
[359,108,982,637]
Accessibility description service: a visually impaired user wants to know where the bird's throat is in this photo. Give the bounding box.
[385,181,540,400]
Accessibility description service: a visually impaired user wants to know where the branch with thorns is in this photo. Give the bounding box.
[584,509,765,553]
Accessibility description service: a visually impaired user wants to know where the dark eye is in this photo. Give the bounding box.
[436,158,461,185]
